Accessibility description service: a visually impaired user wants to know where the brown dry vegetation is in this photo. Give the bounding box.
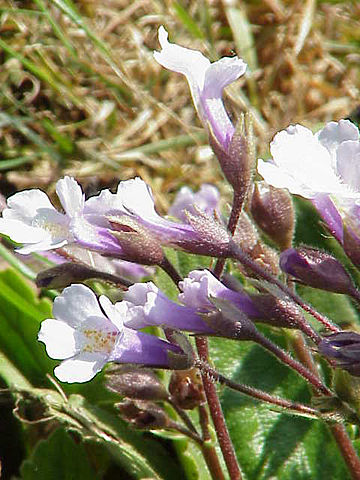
[1,0,360,211]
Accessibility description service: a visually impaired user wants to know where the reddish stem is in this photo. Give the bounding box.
[196,336,242,480]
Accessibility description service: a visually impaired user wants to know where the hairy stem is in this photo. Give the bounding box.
[214,191,244,278]
[254,332,332,396]
[168,398,198,434]
[196,360,320,418]
[290,332,360,479]
[196,337,242,480]
[159,255,183,285]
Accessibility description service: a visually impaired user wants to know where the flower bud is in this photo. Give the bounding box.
[343,223,360,268]
[233,212,280,276]
[250,182,294,250]
[169,368,206,410]
[106,366,168,401]
[209,113,254,199]
[318,331,360,377]
[116,399,169,429]
[36,263,131,289]
[185,208,230,257]
[108,216,165,265]
[279,247,355,294]
[248,291,306,329]
[204,296,259,340]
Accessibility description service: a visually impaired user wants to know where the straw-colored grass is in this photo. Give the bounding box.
[1,0,359,211]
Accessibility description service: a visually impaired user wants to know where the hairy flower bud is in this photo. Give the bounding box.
[319,332,360,377]
[251,182,294,250]
[106,366,168,401]
[233,212,280,276]
[116,399,169,429]
[109,216,165,265]
[210,114,254,199]
[280,247,355,294]
[36,263,132,289]
[248,291,305,329]
[169,368,206,410]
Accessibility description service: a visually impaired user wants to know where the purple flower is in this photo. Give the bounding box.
[169,184,221,223]
[0,177,84,254]
[279,247,355,295]
[178,269,260,317]
[119,282,214,334]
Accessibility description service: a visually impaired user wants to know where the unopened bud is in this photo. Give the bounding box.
[280,247,355,295]
[109,216,165,265]
[234,212,280,276]
[116,399,169,429]
[209,114,254,200]
[248,291,304,329]
[169,368,206,410]
[36,263,131,289]
[106,366,168,401]
[206,296,259,340]
[251,182,294,250]
[185,208,230,257]
[343,223,360,268]
[319,331,360,377]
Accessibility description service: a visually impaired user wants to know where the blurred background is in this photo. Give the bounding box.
[1,0,360,209]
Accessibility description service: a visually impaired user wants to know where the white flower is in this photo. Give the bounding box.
[0,176,84,254]
[154,26,247,149]
[38,284,122,382]
[257,120,360,200]
[38,284,183,383]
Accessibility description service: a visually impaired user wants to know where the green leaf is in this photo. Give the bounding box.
[209,331,353,479]
[297,285,359,329]
[20,427,100,480]
[0,269,54,384]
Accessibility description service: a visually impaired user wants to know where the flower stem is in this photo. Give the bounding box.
[214,191,244,278]
[159,255,183,285]
[195,336,242,480]
[229,240,339,337]
[254,331,332,396]
[196,360,320,418]
[168,398,198,434]
[330,423,360,479]
[290,333,360,479]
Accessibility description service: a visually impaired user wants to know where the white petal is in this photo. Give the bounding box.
[318,120,359,161]
[116,178,162,221]
[4,189,55,223]
[54,352,107,383]
[56,176,84,217]
[38,319,77,359]
[84,189,123,217]
[336,140,360,193]
[116,300,150,330]
[203,57,246,98]
[53,284,104,328]
[154,26,210,92]
[266,124,347,196]
[0,218,49,243]
[257,160,318,198]
[99,295,124,331]
[16,238,68,255]
[124,282,158,306]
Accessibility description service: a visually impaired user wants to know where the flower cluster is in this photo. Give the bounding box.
[2,25,360,389]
